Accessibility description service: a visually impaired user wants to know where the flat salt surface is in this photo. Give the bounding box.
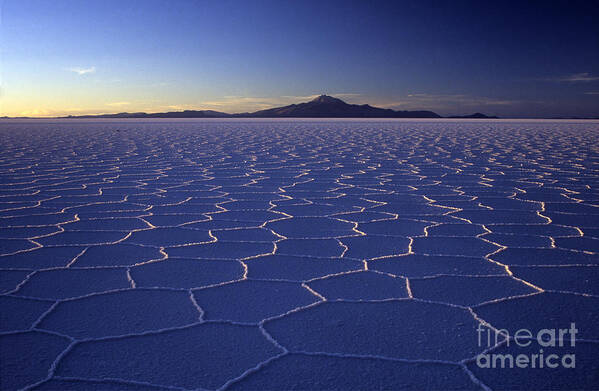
[0,119,598,390]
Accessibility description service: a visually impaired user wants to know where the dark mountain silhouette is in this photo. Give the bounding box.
[244,95,440,118]
[12,95,498,119]
[448,112,498,119]
[64,110,229,119]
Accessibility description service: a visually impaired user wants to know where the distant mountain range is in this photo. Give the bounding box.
[241,95,444,118]
[61,109,230,119]
[3,95,500,119]
[448,112,499,119]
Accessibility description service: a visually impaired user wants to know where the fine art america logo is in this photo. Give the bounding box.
[476,323,578,369]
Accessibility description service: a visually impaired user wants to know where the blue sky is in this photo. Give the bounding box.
[1,0,598,117]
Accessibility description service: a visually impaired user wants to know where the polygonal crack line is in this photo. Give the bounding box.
[463,297,540,364]
[51,376,195,391]
[2,269,39,295]
[26,329,208,391]
[21,339,79,391]
[248,293,520,389]
[0,241,42,257]
[233,338,495,391]
[256,296,498,352]
[215,351,289,391]
[484,248,546,292]
[541,288,599,298]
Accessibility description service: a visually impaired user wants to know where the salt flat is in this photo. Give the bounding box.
[0,119,598,390]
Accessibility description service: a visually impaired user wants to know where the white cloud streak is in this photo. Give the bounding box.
[67,66,96,75]
[379,93,516,110]
[548,73,599,82]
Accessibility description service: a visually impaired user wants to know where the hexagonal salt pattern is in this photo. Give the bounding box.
[1,119,598,390]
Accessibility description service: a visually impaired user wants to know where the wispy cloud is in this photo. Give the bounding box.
[584,91,599,95]
[66,66,96,75]
[281,93,361,101]
[333,93,361,99]
[162,104,201,111]
[200,96,274,111]
[410,93,514,105]
[105,101,130,107]
[547,73,599,83]
[379,93,516,110]
[280,94,320,101]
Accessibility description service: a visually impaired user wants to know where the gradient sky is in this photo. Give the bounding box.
[1,0,598,117]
